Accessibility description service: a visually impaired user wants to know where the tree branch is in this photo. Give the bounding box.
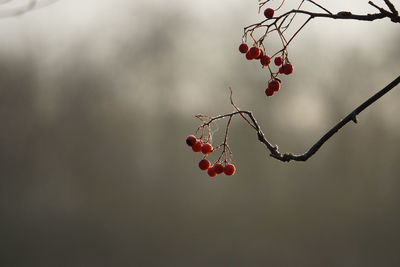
[246,3,400,33]
[383,0,398,16]
[260,75,400,162]
[213,76,400,162]
[306,0,332,15]
[0,0,58,18]
[278,8,398,23]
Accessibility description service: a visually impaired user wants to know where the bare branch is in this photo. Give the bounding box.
[0,0,59,18]
[229,87,257,130]
[368,1,400,22]
[280,9,397,22]
[206,76,400,162]
[383,0,398,16]
[257,75,400,162]
[241,1,400,161]
[368,1,391,14]
[306,0,332,15]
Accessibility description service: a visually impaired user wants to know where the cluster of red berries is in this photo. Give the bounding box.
[186,135,236,178]
[265,79,281,96]
[238,7,294,97]
[186,135,213,154]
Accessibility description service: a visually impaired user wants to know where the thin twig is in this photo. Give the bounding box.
[368,1,391,14]
[306,0,332,15]
[284,16,312,48]
[368,1,400,22]
[229,87,257,130]
[0,0,59,18]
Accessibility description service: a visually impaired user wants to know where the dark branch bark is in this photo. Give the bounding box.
[256,76,400,162]
[280,9,399,23]
[0,0,58,18]
[211,76,400,162]
[383,0,398,16]
[252,2,400,27]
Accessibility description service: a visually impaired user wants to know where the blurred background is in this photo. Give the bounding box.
[0,0,399,266]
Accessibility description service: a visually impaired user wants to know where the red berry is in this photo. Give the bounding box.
[249,46,261,59]
[224,164,236,176]
[268,80,281,92]
[239,43,249,54]
[207,167,217,178]
[265,87,274,96]
[264,8,275,19]
[278,66,284,74]
[213,163,224,174]
[255,49,264,60]
[192,141,202,152]
[260,55,271,66]
[201,143,213,154]
[186,135,197,147]
[199,159,211,170]
[274,56,283,66]
[245,51,254,60]
[282,64,294,75]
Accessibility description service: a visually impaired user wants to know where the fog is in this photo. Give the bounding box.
[1,0,400,266]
